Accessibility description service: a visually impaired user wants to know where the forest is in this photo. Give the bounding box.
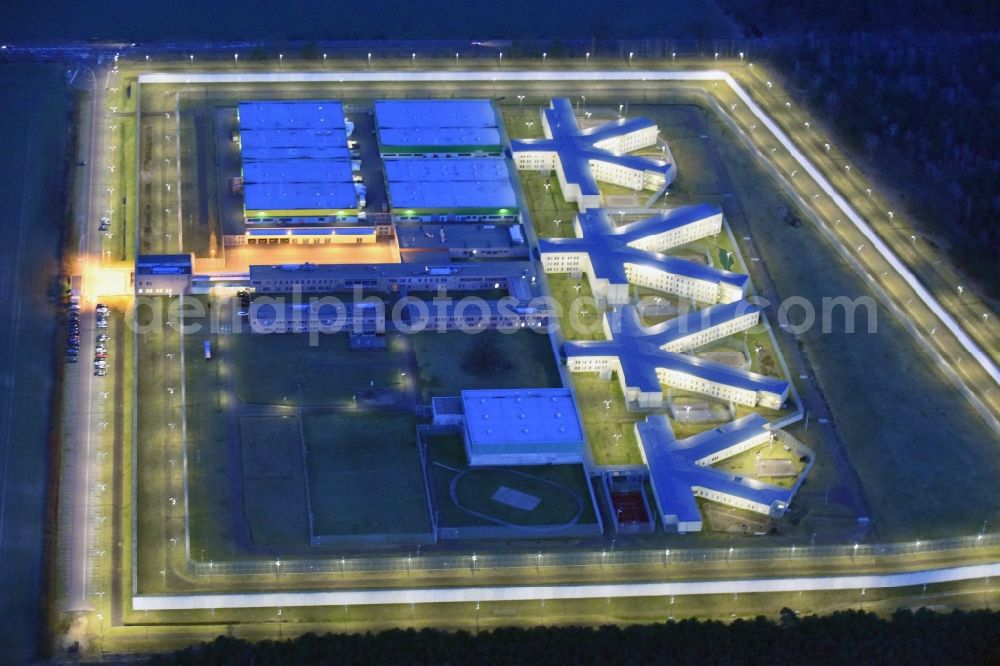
[722,1,1000,296]
[149,608,1000,665]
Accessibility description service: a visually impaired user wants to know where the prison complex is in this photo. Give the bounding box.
[511,97,675,210]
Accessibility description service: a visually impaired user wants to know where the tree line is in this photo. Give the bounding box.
[149,608,1000,665]
[719,4,1000,297]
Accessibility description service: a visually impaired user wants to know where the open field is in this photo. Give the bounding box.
[231,330,408,406]
[425,434,600,530]
[0,65,69,663]
[413,330,562,400]
[240,416,310,546]
[303,413,430,539]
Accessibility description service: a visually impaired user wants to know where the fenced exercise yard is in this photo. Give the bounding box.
[422,432,603,540]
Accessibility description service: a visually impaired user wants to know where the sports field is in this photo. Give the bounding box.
[303,413,431,540]
[425,434,600,531]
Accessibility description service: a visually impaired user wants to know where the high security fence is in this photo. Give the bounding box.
[187,531,999,579]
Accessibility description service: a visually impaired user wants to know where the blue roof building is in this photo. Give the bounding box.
[385,157,519,220]
[511,98,676,210]
[564,305,789,410]
[460,389,586,465]
[539,207,747,305]
[237,100,357,225]
[375,100,502,156]
[237,101,347,130]
[636,413,809,533]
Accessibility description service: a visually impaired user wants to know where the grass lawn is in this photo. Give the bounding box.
[570,373,645,466]
[425,434,599,529]
[239,416,310,546]
[231,331,407,406]
[499,106,545,140]
[117,115,137,262]
[413,330,561,400]
[712,440,805,490]
[303,412,430,538]
[546,274,606,341]
[517,171,579,239]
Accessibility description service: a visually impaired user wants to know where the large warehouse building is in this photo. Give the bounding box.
[237,100,362,235]
[375,100,502,158]
[385,157,519,222]
[511,98,676,210]
[636,413,812,533]
[458,389,586,466]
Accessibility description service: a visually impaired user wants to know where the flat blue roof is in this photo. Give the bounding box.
[511,98,674,197]
[638,414,794,526]
[564,305,789,397]
[238,101,346,130]
[241,128,349,149]
[378,127,501,148]
[461,389,584,447]
[374,100,497,128]
[389,180,518,211]
[540,208,748,291]
[242,159,353,184]
[249,261,533,281]
[136,254,192,275]
[243,181,358,212]
[384,157,511,182]
[247,227,375,236]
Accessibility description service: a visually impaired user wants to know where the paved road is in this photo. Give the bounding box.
[63,65,110,614]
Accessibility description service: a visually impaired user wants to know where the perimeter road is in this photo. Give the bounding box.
[133,561,1000,610]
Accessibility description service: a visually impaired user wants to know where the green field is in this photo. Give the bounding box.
[240,416,310,546]
[303,413,431,538]
[413,330,562,400]
[425,434,599,529]
[517,172,580,239]
[570,373,645,466]
[231,331,407,406]
[546,274,606,341]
